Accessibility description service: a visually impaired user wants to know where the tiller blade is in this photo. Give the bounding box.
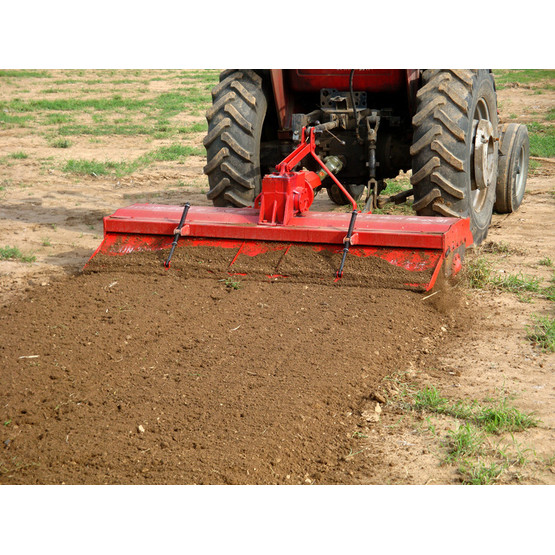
[87,127,473,291]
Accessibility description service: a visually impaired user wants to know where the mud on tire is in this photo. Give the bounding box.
[410,69,499,245]
[204,70,267,207]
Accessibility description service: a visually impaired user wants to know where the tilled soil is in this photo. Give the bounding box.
[0,249,463,484]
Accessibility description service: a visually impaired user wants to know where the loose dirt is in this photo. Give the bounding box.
[0,71,553,484]
[0,252,464,484]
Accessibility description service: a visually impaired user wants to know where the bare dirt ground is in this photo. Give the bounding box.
[0,70,553,485]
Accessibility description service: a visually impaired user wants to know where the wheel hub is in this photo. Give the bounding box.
[474,119,496,191]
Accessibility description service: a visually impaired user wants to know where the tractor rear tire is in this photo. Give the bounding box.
[204,70,267,207]
[494,123,529,213]
[411,69,499,246]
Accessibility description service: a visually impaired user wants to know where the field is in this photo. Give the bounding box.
[0,69,554,486]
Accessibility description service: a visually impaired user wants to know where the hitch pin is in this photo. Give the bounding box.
[164,202,190,268]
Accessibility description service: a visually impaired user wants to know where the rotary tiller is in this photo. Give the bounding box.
[88,126,472,291]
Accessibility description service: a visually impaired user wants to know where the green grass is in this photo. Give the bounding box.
[0,245,36,263]
[493,69,555,89]
[49,138,72,148]
[539,257,553,267]
[526,122,555,158]
[58,123,156,136]
[0,112,34,125]
[413,386,538,434]
[405,384,540,484]
[491,272,543,294]
[464,257,493,288]
[223,277,242,290]
[459,460,505,485]
[0,95,150,113]
[445,423,485,462]
[382,177,411,195]
[44,113,74,125]
[9,151,28,159]
[62,143,203,178]
[526,314,555,352]
[464,256,553,300]
[0,69,51,78]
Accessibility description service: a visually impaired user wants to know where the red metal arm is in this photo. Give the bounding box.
[275,127,358,211]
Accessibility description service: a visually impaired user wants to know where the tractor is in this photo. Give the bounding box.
[203,69,530,246]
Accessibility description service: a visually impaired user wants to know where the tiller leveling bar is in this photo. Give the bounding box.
[89,127,473,290]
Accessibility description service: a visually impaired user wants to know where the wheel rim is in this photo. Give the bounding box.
[514,143,527,199]
[471,98,496,213]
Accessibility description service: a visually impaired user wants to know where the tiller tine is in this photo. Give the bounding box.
[87,126,473,291]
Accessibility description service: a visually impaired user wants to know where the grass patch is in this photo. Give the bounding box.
[413,386,538,434]
[382,177,411,195]
[539,257,553,267]
[526,314,555,352]
[49,138,72,148]
[0,69,51,78]
[62,143,203,177]
[62,159,122,176]
[402,384,540,484]
[222,277,242,290]
[58,123,155,136]
[491,272,543,294]
[8,151,28,159]
[464,256,552,301]
[0,112,34,125]
[493,69,555,89]
[464,257,493,288]
[459,460,505,485]
[44,113,74,125]
[445,423,485,462]
[527,122,555,158]
[0,245,36,263]
[0,95,150,113]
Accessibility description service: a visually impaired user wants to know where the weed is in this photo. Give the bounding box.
[223,277,241,290]
[460,460,505,485]
[413,386,449,413]
[62,144,202,177]
[493,69,555,89]
[0,69,50,78]
[464,257,492,288]
[539,257,553,267]
[42,237,51,247]
[465,257,546,300]
[0,245,36,263]
[445,423,484,462]
[474,397,539,434]
[0,112,33,125]
[491,272,543,294]
[49,138,72,148]
[9,151,28,159]
[526,314,555,352]
[526,122,555,158]
[481,240,514,255]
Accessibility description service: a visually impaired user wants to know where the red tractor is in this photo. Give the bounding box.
[203,69,529,245]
